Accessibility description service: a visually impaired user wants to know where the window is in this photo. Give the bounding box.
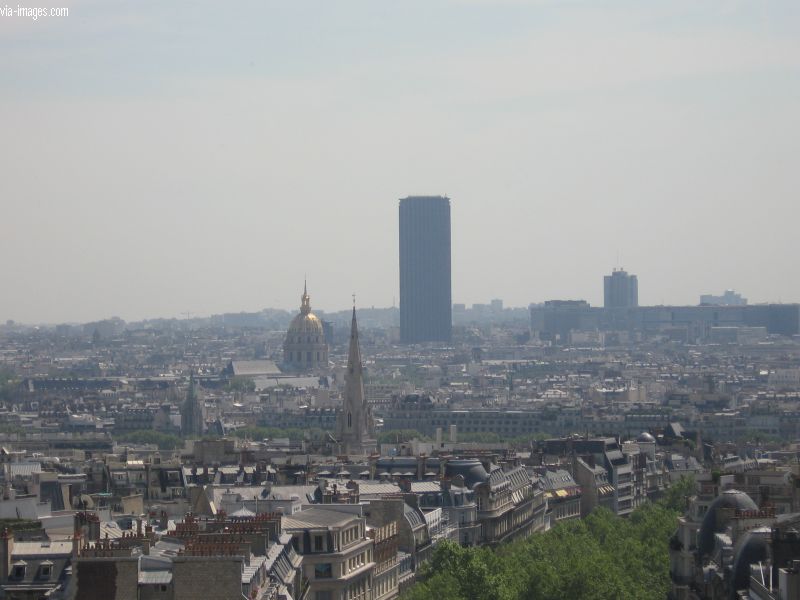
[316,592,333,600]
[314,563,332,579]
[40,564,52,578]
[314,535,324,552]
[13,565,25,579]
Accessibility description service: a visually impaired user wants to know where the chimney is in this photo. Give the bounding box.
[449,425,457,443]
[72,529,81,558]
[0,529,13,581]
[435,428,443,445]
[88,514,101,542]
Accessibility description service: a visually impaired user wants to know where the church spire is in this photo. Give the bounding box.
[336,302,376,455]
[300,280,311,315]
[347,305,361,376]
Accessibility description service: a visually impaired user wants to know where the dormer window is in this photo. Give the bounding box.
[12,560,26,579]
[39,561,53,579]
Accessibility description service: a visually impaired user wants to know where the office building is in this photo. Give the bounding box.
[700,289,747,306]
[399,196,452,343]
[604,269,638,308]
[530,301,800,341]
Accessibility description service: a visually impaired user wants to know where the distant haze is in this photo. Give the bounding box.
[1,1,798,323]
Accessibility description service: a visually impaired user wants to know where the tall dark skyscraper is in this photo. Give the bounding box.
[399,196,452,343]
[604,268,639,308]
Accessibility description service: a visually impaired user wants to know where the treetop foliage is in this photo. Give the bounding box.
[115,430,183,450]
[402,492,684,600]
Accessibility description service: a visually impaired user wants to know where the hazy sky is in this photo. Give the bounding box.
[1,1,799,323]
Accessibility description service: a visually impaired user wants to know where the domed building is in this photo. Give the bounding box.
[697,489,759,558]
[636,431,656,444]
[283,283,328,372]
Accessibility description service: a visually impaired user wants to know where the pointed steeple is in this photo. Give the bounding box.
[337,303,376,455]
[347,306,362,377]
[300,280,311,315]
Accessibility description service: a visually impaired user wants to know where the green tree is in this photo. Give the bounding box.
[377,430,430,444]
[233,426,327,441]
[659,474,695,513]
[226,377,256,393]
[116,430,183,450]
[402,500,680,600]
[0,367,19,403]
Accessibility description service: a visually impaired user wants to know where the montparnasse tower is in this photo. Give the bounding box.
[283,281,328,371]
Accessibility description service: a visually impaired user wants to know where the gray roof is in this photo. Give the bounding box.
[149,538,185,559]
[231,360,281,376]
[12,541,72,557]
[540,469,578,491]
[254,376,321,389]
[409,482,443,493]
[505,466,531,490]
[207,484,315,506]
[358,482,402,496]
[264,485,318,502]
[283,507,359,530]
[6,462,42,478]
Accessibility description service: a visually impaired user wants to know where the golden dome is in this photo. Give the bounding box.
[284,281,328,371]
[287,282,324,336]
[288,311,323,335]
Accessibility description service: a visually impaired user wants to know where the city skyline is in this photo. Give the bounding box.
[3,3,800,600]
[2,1,799,323]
